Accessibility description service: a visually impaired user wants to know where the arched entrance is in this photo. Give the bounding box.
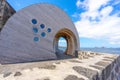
[54,28,77,58]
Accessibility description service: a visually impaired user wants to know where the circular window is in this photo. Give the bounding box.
[40,24,45,29]
[31,19,37,24]
[34,37,39,42]
[41,32,46,37]
[32,27,38,33]
[47,28,51,33]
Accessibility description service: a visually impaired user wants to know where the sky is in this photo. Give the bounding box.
[7,0,120,48]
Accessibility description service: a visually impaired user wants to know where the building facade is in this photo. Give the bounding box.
[0,0,16,31]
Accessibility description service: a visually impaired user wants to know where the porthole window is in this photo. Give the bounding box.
[32,27,38,33]
[40,24,45,29]
[41,32,46,37]
[47,28,51,33]
[31,19,37,24]
[34,37,39,42]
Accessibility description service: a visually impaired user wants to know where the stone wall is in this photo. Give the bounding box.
[106,55,120,80]
[0,0,16,31]
[78,51,120,80]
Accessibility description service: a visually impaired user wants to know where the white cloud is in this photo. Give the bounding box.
[59,40,67,43]
[100,6,113,18]
[75,0,120,44]
[58,40,67,47]
[76,0,88,10]
[88,0,109,11]
[76,0,81,7]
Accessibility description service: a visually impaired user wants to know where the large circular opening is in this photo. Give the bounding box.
[54,28,78,59]
[58,37,67,53]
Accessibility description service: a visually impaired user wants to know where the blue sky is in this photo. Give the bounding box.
[7,0,120,48]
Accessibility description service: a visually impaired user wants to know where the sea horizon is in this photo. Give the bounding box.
[59,46,120,54]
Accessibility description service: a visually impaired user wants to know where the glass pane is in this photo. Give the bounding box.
[31,19,37,24]
[32,27,38,33]
[41,32,46,37]
[34,37,39,42]
[40,24,45,29]
[47,28,51,33]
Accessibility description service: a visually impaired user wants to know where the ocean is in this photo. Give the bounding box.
[80,48,120,54]
[59,47,120,54]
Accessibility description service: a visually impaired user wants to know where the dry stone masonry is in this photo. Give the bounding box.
[0,0,15,31]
